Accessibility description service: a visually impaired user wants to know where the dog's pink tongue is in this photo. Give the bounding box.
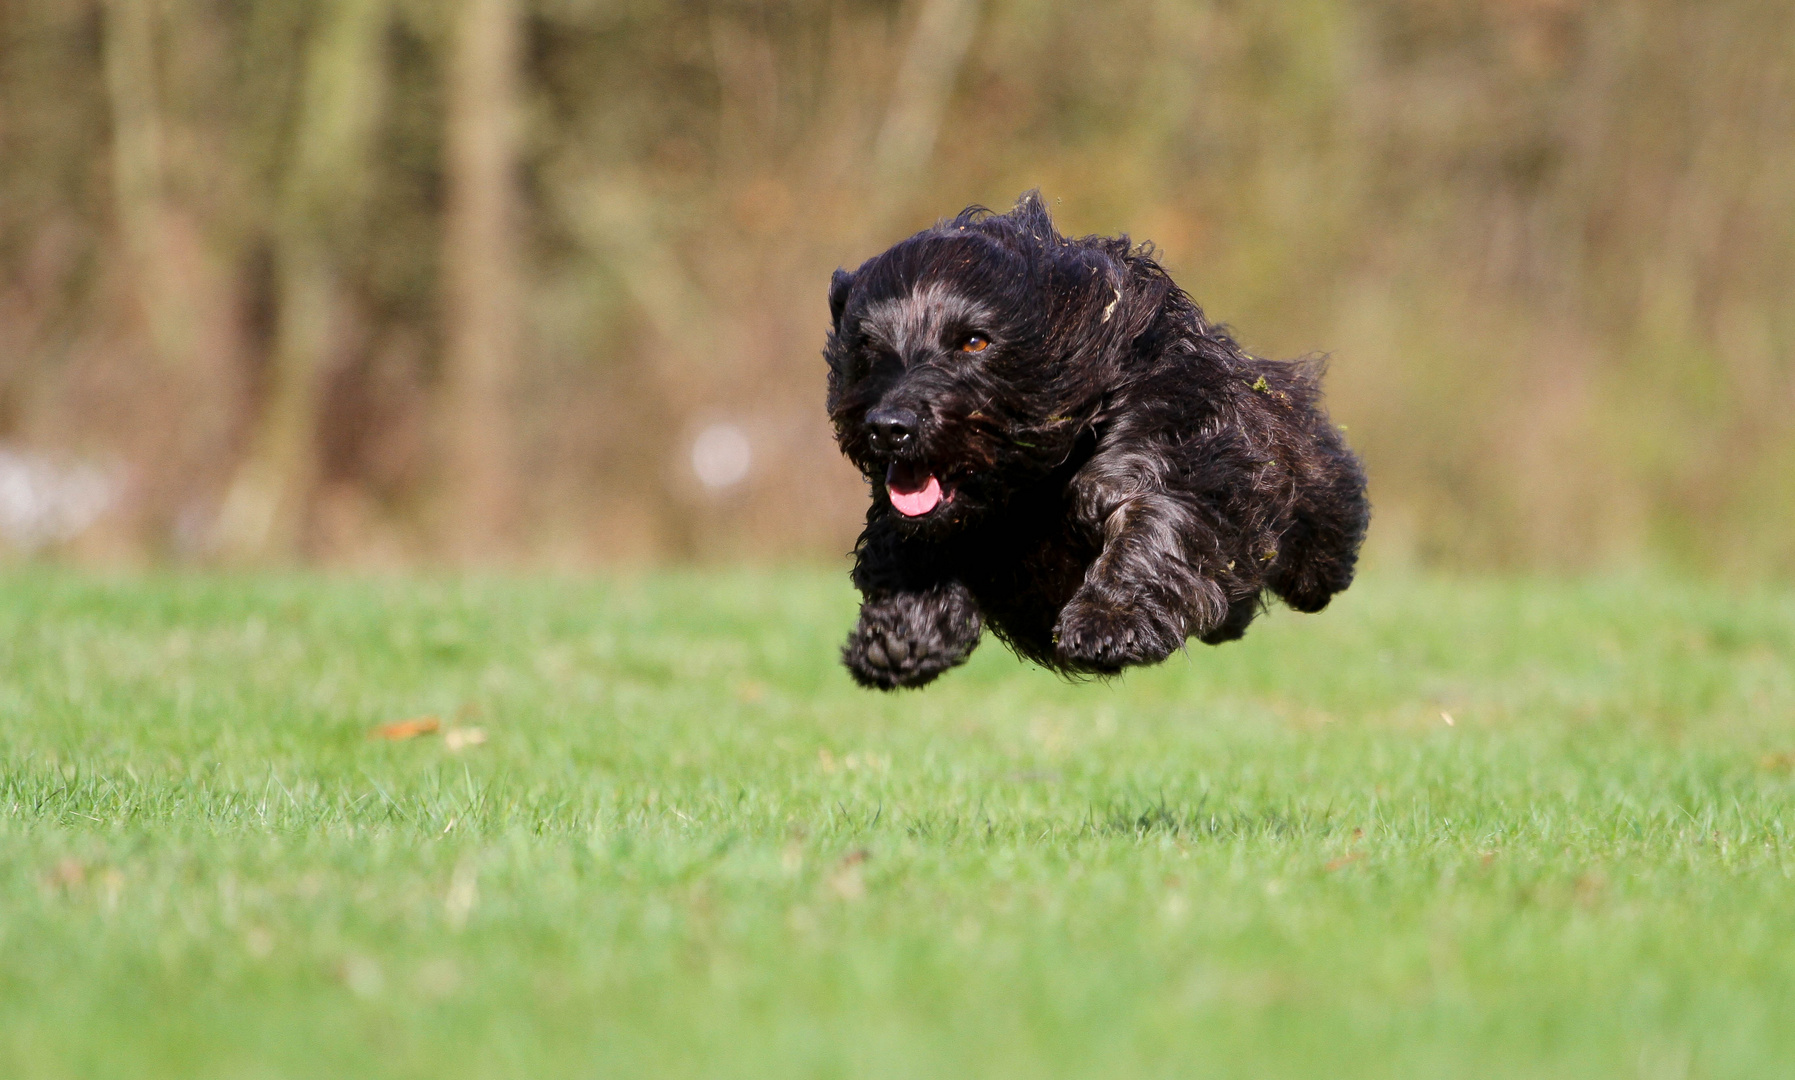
[886,463,943,517]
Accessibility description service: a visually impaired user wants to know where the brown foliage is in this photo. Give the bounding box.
[0,0,1790,570]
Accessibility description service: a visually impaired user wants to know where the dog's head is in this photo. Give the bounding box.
[824,192,1173,533]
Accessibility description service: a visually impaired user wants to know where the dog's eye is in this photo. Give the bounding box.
[959,334,990,353]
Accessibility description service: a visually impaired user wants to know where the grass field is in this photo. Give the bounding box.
[3,570,1795,1078]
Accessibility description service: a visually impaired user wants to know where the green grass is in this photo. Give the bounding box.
[3,570,1795,1078]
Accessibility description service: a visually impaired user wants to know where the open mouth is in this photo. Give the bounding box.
[886,461,951,517]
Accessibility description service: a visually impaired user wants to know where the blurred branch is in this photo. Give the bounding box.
[566,176,714,363]
[873,0,982,189]
[441,0,523,561]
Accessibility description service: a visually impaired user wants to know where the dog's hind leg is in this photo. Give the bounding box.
[843,582,983,689]
[1197,593,1262,645]
[1266,448,1369,613]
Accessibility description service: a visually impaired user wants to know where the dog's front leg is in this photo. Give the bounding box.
[843,581,983,690]
[842,518,982,689]
[1053,493,1227,673]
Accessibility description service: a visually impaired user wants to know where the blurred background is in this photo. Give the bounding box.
[0,0,1790,572]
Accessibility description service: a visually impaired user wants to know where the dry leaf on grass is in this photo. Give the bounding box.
[828,866,865,901]
[1324,851,1366,872]
[444,727,487,751]
[827,849,871,901]
[781,841,805,874]
[244,927,275,958]
[339,955,384,997]
[370,716,440,741]
[44,858,85,889]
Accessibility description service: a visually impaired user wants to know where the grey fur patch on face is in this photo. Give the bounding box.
[857,281,997,366]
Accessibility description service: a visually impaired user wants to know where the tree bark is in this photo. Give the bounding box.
[441,0,524,563]
[100,0,189,370]
[215,0,389,561]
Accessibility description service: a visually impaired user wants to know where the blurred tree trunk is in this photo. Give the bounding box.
[873,0,982,194]
[100,0,190,370]
[216,0,389,561]
[441,0,523,563]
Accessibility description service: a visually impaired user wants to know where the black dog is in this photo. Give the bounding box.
[825,192,1368,689]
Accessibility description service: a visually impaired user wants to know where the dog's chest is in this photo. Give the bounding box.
[954,496,1098,665]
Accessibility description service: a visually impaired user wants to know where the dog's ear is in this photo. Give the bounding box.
[1107,267,1176,354]
[828,268,855,327]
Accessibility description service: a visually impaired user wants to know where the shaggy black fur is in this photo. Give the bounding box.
[825,192,1369,689]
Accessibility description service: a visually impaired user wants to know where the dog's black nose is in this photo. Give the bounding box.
[866,407,919,455]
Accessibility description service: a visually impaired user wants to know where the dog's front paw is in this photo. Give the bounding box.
[842,589,982,690]
[1053,591,1185,674]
